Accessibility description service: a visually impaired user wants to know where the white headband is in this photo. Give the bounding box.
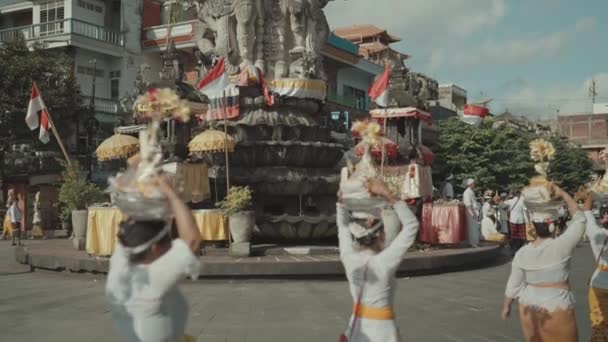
[121,222,171,255]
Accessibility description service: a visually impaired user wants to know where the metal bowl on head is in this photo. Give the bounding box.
[113,191,171,221]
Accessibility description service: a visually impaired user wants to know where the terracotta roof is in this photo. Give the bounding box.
[333,25,401,43]
[359,42,410,61]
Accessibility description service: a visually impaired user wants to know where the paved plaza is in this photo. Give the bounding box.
[0,240,594,341]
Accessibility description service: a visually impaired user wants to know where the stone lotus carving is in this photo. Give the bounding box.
[189,0,333,80]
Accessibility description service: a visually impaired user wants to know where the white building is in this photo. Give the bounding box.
[0,0,144,151]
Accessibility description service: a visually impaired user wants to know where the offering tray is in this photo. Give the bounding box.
[113,191,170,220]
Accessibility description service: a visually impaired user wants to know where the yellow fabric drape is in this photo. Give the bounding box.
[179,335,197,342]
[86,207,125,256]
[192,210,228,241]
[3,214,13,238]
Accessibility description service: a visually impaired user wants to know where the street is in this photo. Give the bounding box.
[0,241,594,341]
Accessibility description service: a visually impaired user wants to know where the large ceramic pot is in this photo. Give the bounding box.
[382,208,401,245]
[229,211,255,243]
[71,209,88,250]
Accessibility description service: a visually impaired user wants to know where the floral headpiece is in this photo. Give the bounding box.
[529,138,555,177]
[351,121,382,145]
[109,88,192,220]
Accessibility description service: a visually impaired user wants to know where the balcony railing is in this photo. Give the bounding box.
[3,151,63,176]
[142,20,203,48]
[85,96,120,114]
[0,18,123,46]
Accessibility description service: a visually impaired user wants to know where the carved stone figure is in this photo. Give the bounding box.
[195,0,264,75]
[194,0,333,80]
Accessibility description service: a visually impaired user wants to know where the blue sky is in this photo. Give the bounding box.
[325,0,608,118]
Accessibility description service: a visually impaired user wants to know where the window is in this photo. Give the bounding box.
[343,85,367,110]
[111,79,119,100]
[77,0,86,8]
[39,0,65,35]
[86,2,94,10]
[94,5,103,13]
[76,65,104,78]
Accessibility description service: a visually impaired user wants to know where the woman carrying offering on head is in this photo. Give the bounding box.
[337,178,419,342]
[105,175,201,342]
[583,195,608,341]
[502,184,586,342]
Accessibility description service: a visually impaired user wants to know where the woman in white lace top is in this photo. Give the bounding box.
[502,184,586,342]
[106,176,201,342]
[584,196,608,341]
[337,179,419,342]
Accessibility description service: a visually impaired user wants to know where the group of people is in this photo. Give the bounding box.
[443,175,541,251]
[2,190,45,244]
[101,171,608,341]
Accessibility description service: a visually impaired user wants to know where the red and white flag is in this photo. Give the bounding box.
[462,104,489,127]
[368,65,390,107]
[25,83,51,144]
[196,57,230,97]
[258,67,274,107]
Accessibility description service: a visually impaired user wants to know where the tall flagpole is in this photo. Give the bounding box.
[222,89,231,248]
[34,82,72,167]
[380,106,388,175]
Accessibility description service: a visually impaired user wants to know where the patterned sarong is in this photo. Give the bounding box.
[519,304,578,342]
[509,222,527,240]
[589,287,608,341]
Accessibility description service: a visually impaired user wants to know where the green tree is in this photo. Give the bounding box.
[547,137,593,193]
[0,38,83,155]
[435,118,535,193]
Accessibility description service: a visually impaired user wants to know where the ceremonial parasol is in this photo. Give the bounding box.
[354,137,398,161]
[188,129,236,203]
[95,133,139,161]
[188,129,235,154]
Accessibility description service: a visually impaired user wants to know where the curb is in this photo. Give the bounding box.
[15,243,503,278]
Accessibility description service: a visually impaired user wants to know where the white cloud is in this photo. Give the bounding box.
[325,0,506,45]
[491,73,608,118]
[427,16,596,71]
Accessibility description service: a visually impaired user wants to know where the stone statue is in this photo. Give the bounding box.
[193,0,333,80]
[31,191,44,239]
[195,0,264,74]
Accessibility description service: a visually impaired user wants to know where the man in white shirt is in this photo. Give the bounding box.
[462,178,480,247]
[504,190,526,252]
[441,174,455,199]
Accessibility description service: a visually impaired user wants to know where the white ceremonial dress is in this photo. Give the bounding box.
[462,188,480,245]
[337,201,419,342]
[481,202,500,240]
[505,212,586,311]
[585,211,608,289]
[106,239,200,342]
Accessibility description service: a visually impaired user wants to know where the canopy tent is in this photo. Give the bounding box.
[370,107,433,125]
[95,134,139,161]
[354,137,398,161]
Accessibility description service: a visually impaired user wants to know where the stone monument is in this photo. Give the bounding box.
[190,0,342,241]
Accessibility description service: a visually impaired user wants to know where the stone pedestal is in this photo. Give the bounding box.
[72,237,85,251]
[230,242,251,257]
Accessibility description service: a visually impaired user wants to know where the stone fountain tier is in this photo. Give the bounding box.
[211,166,339,195]
[255,214,337,241]
[200,140,343,168]
[209,123,332,143]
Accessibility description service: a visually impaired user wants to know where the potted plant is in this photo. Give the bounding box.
[58,163,105,249]
[218,186,254,243]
